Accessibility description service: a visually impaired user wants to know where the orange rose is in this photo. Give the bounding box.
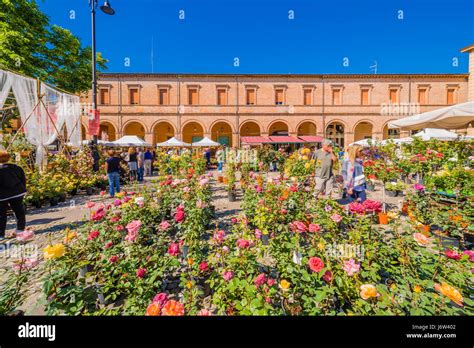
[360,284,380,300]
[413,233,430,246]
[161,300,185,316]
[145,302,161,316]
[434,283,463,307]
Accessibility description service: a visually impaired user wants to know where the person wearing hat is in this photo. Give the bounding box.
[313,139,338,198]
[0,151,27,241]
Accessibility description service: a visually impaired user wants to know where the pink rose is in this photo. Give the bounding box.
[126,220,142,234]
[463,250,474,262]
[213,230,225,244]
[267,278,275,287]
[331,214,343,223]
[236,239,250,249]
[113,199,122,207]
[153,292,168,306]
[255,229,262,239]
[104,241,113,249]
[308,257,325,273]
[86,202,95,209]
[414,183,425,191]
[197,309,212,316]
[116,224,124,232]
[308,223,321,233]
[343,259,360,276]
[231,218,238,224]
[175,210,186,223]
[159,220,171,231]
[254,273,267,287]
[109,255,119,264]
[292,221,308,233]
[445,249,461,260]
[223,271,234,281]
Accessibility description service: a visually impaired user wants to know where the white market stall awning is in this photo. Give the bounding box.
[112,135,152,147]
[388,101,474,130]
[156,137,191,147]
[412,128,461,141]
[380,137,414,145]
[192,137,221,147]
[348,138,380,147]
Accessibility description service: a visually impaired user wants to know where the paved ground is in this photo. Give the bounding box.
[0,171,399,315]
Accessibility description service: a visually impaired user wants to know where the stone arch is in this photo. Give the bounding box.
[152,121,175,144]
[353,120,375,142]
[182,120,205,143]
[123,120,147,139]
[210,120,234,147]
[99,121,117,141]
[325,120,347,148]
[240,120,262,137]
[381,120,401,140]
[296,120,317,136]
[267,120,290,136]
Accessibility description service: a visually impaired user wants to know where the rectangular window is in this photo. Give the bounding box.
[389,89,398,103]
[447,88,455,104]
[188,88,198,105]
[100,89,110,105]
[217,89,227,105]
[129,88,139,105]
[303,89,312,105]
[246,89,256,105]
[275,89,284,105]
[332,89,341,105]
[418,89,427,105]
[361,89,369,105]
[158,89,169,105]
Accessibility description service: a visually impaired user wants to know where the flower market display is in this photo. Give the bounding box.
[0,138,473,317]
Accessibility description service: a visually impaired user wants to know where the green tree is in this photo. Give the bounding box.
[0,0,107,94]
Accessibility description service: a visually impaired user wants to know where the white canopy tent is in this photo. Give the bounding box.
[380,137,414,145]
[192,136,221,147]
[348,138,380,147]
[112,135,152,147]
[388,101,474,130]
[156,137,191,147]
[412,128,460,141]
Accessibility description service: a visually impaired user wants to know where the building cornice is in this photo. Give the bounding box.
[99,73,469,79]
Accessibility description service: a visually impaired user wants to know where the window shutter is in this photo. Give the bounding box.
[217,89,227,105]
[389,89,398,103]
[447,89,455,104]
[247,89,255,105]
[159,89,169,105]
[304,89,312,105]
[189,89,198,105]
[361,89,369,105]
[100,89,110,104]
[332,90,341,105]
[418,89,426,104]
[130,89,138,104]
[275,89,284,104]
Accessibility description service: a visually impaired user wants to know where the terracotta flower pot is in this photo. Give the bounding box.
[378,212,389,225]
[401,202,409,215]
[217,176,223,183]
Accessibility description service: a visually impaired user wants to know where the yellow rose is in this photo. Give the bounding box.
[279,279,291,291]
[44,243,66,259]
[413,285,422,293]
[434,282,463,307]
[64,230,77,244]
[304,163,311,169]
[360,284,380,300]
[317,242,325,251]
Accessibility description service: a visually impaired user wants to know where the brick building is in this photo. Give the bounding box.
[81,45,474,148]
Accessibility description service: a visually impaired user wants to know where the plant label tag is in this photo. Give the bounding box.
[293,250,302,265]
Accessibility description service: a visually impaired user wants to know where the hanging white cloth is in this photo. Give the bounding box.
[0,70,13,109]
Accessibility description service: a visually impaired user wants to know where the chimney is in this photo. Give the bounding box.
[461,44,474,101]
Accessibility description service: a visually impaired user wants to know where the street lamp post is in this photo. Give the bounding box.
[89,0,115,145]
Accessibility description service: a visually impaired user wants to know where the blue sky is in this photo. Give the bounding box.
[38,0,474,74]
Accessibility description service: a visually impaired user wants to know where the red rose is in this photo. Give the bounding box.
[175,210,186,223]
[168,243,180,256]
[445,249,461,260]
[308,257,325,273]
[87,230,100,241]
[109,255,119,264]
[199,261,209,272]
[322,270,332,283]
[136,268,147,278]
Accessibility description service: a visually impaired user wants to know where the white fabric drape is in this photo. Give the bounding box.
[3,69,83,166]
[0,70,13,109]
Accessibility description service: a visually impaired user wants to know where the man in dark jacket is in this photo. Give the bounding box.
[0,151,27,240]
